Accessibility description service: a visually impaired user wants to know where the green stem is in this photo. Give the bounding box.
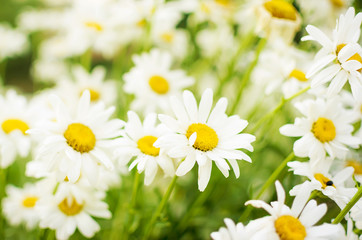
[123,172,141,240]
[142,175,178,240]
[0,60,7,86]
[239,152,295,222]
[215,32,256,99]
[80,48,92,71]
[248,86,310,134]
[229,37,267,115]
[0,168,7,239]
[332,185,362,224]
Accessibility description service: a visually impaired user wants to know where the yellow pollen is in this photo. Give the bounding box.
[330,0,344,8]
[137,136,160,157]
[346,160,362,175]
[215,0,231,6]
[84,21,103,32]
[186,123,218,152]
[2,119,29,135]
[274,215,306,240]
[22,196,38,208]
[161,33,174,43]
[64,123,96,153]
[81,89,100,102]
[311,117,336,143]
[314,173,335,189]
[58,198,83,216]
[336,44,362,70]
[149,75,169,94]
[264,0,297,21]
[289,69,308,82]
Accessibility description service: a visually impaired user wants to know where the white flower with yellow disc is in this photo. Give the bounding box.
[115,111,175,185]
[246,181,341,240]
[123,49,194,114]
[0,90,41,168]
[280,98,360,163]
[55,65,117,106]
[37,181,111,240]
[303,7,362,99]
[288,158,357,209]
[2,183,42,230]
[28,90,124,185]
[155,88,255,191]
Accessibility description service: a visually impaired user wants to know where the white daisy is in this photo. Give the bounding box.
[303,7,362,99]
[211,218,258,240]
[254,0,302,43]
[123,49,194,114]
[0,23,28,61]
[115,111,175,185]
[280,98,360,163]
[28,90,124,185]
[55,65,117,106]
[37,181,111,240]
[155,88,255,191]
[288,158,357,209]
[0,90,41,168]
[2,183,41,230]
[246,180,341,240]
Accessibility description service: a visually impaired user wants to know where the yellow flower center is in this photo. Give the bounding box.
[215,0,231,6]
[64,123,96,153]
[161,33,174,43]
[137,136,160,157]
[2,119,29,135]
[336,44,362,70]
[346,160,362,175]
[22,196,38,208]
[58,198,83,216]
[149,75,169,94]
[84,21,103,32]
[311,118,336,143]
[186,123,218,152]
[314,173,335,189]
[81,89,100,102]
[263,0,298,21]
[137,19,147,27]
[289,69,308,82]
[274,215,306,240]
[330,0,344,7]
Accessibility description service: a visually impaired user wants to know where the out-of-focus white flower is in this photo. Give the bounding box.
[55,65,117,106]
[115,111,175,185]
[288,158,357,209]
[280,98,360,163]
[37,180,111,240]
[246,181,341,239]
[2,183,41,230]
[0,90,42,168]
[297,0,352,29]
[124,49,194,114]
[211,218,255,240]
[254,0,302,43]
[32,58,68,83]
[155,88,255,191]
[28,90,124,185]
[0,23,28,61]
[303,7,362,99]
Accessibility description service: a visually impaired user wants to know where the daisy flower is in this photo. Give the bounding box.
[123,49,194,114]
[115,111,175,185]
[155,88,255,191]
[0,23,28,61]
[0,90,41,168]
[280,98,360,163]
[303,7,362,99]
[288,158,357,209]
[254,0,302,43]
[246,180,341,239]
[28,90,124,185]
[56,65,117,106]
[37,181,111,240]
[2,183,41,230]
[211,218,258,240]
